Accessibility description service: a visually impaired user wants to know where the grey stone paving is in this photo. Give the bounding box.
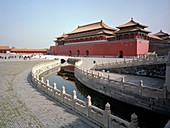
[0,61,99,128]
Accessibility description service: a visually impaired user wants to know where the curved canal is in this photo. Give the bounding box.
[48,74,170,128]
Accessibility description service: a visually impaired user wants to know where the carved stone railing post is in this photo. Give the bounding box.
[132,57,135,64]
[72,90,77,109]
[124,58,126,65]
[61,86,66,102]
[154,53,158,62]
[53,83,57,97]
[121,77,124,89]
[139,80,143,94]
[47,79,50,86]
[53,82,57,89]
[142,55,146,63]
[115,60,118,65]
[108,75,110,83]
[128,113,138,128]
[86,95,92,117]
[98,72,100,78]
[103,103,111,128]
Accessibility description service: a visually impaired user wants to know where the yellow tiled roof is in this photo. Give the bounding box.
[67,20,116,35]
[116,18,148,29]
[0,46,10,50]
[148,34,163,40]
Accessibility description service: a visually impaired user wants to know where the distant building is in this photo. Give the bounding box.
[149,30,170,42]
[0,46,47,54]
[148,30,170,55]
[10,48,47,54]
[0,46,11,53]
[50,18,150,57]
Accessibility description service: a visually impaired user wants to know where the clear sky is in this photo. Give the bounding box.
[0,0,170,48]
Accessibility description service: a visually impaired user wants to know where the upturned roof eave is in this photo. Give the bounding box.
[66,21,116,35]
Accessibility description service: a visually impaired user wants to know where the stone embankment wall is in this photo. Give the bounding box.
[31,60,139,128]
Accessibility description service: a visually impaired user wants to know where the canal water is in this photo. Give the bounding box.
[48,74,170,128]
[48,75,85,101]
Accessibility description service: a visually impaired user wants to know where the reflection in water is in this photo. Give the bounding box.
[48,75,85,101]
[48,74,170,128]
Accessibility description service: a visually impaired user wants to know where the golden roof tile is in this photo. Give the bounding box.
[148,34,163,40]
[0,46,10,50]
[67,20,116,35]
[116,18,148,29]
[115,28,150,34]
[154,30,170,36]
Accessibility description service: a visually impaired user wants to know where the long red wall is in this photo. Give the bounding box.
[50,40,149,56]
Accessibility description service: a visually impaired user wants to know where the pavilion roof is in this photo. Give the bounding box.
[115,28,150,34]
[154,30,170,36]
[67,20,116,35]
[116,18,148,29]
[148,34,163,40]
[0,46,10,50]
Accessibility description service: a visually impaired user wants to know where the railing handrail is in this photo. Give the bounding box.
[94,55,168,70]
[75,65,165,99]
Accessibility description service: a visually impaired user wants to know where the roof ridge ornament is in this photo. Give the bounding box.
[100,20,103,27]
[100,20,103,26]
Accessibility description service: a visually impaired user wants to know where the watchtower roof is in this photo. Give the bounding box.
[154,30,170,36]
[116,18,148,29]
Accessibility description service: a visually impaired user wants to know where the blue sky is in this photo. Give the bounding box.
[0,0,170,48]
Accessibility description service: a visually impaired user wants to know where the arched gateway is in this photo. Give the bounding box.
[77,50,80,57]
[119,51,123,58]
[85,50,89,56]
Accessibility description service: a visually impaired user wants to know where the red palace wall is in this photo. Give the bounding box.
[50,39,149,57]
[137,40,149,55]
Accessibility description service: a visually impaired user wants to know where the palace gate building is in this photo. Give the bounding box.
[50,18,151,57]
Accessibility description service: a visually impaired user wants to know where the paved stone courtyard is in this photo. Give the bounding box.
[0,60,98,128]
